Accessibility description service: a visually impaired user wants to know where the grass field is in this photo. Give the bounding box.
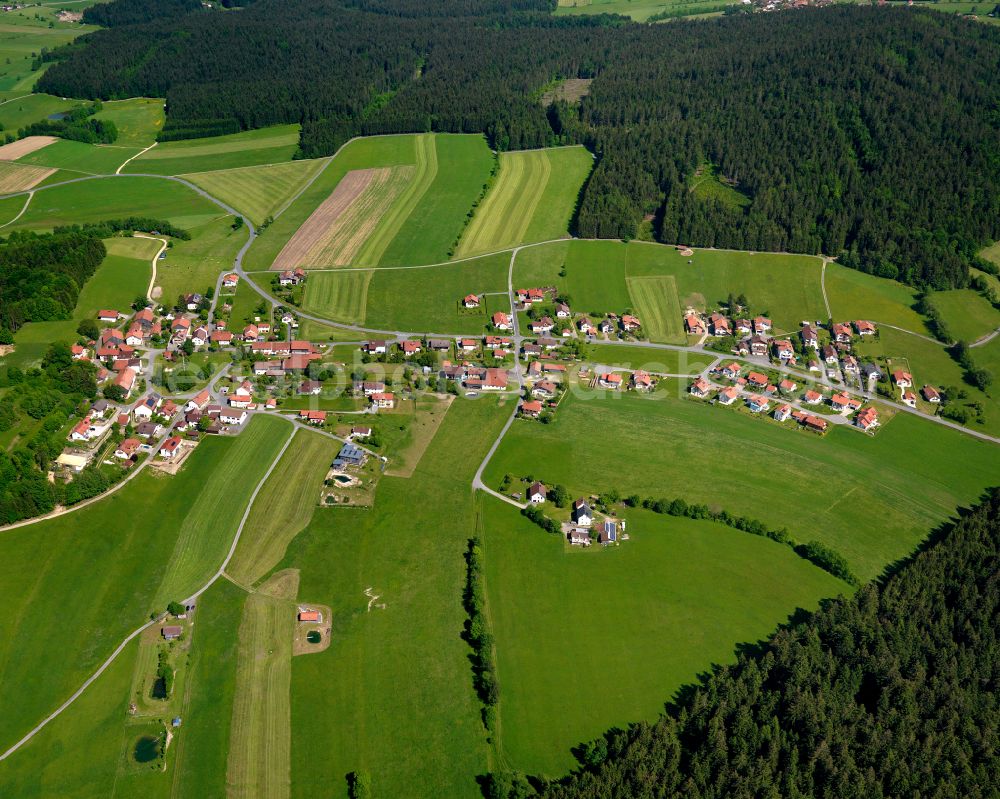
[92,98,164,147]
[11,176,225,231]
[228,430,337,588]
[586,342,712,374]
[281,396,510,798]
[226,570,298,799]
[483,499,847,775]
[16,138,143,175]
[455,146,591,257]
[689,163,751,209]
[153,414,291,605]
[0,93,79,130]
[154,215,245,302]
[124,124,301,175]
[0,430,265,753]
[243,135,417,272]
[928,288,1000,343]
[0,160,52,191]
[824,262,928,332]
[300,269,373,325]
[378,134,495,266]
[183,158,328,226]
[384,394,453,477]
[0,191,26,224]
[0,5,95,91]
[626,275,686,343]
[515,240,827,331]
[364,253,510,333]
[482,390,1000,580]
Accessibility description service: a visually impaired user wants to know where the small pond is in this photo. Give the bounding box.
[333,475,353,485]
[133,735,160,763]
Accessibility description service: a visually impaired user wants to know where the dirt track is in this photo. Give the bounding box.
[270,168,379,271]
[0,136,57,161]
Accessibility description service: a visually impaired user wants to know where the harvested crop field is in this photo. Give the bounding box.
[270,166,413,270]
[0,161,54,192]
[0,135,55,160]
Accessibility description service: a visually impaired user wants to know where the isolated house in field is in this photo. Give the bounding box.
[463,294,481,308]
[298,610,321,623]
[922,385,941,403]
[631,370,653,391]
[222,273,239,288]
[161,626,182,640]
[333,443,366,469]
[528,482,546,504]
[572,499,593,527]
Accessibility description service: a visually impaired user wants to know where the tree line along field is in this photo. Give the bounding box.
[454,146,592,257]
[482,498,848,777]
[482,390,1000,581]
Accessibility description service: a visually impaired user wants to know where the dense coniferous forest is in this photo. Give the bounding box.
[0,231,106,333]
[81,0,202,27]
[485,490,1000,798]
[38,1,1000,287]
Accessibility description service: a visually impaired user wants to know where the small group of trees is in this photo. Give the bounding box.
[462,537,499,732]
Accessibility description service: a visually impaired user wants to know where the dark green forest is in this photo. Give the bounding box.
[0,231,106,333]
[486,489,1000,798]
[37,1,1000,287]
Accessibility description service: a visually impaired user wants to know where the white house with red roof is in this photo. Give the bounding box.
[159,436,182,459]
[598,372,623,390]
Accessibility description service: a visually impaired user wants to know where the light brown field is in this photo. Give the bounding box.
[0,162,55,192]
[269,165,413,270]
[0,135,57,161]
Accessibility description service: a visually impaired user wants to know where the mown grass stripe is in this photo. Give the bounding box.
[300,268,372,324]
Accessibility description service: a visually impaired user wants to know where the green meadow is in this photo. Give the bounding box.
[0,191,26,224]
[626,274,686,343]
[16,138,143,175]
[585,342,711,374]
[929,288,1000,343]
[184,158,328,226]
[482,390,1000,580]
[824,261,928,332]
[555,0,731,20]
[515,240,827,331]
[154,215,245,301]
[92,98,165,147]
[125,124,301,175]
[483,499,847,776]
[0,93,79,131]
[300,269,372,325]
[11,176,224,230]
[0,7,95,91]
[455,146,591,256]
[378,133,495,266]
[282,397,510,798]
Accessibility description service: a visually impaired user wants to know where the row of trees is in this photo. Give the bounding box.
[463,537,500,733]
[37,2,1000,289]
[488,488,1000,797]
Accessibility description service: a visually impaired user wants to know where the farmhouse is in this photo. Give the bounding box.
[718,386,740,405]
[598,372,623,390]
[572,499,593,526]
[115,438,142,459]
[222,273,239,288]
[279,268,306,286]
[684,313,705,335]
[484,368,508,391]
[528,482,546,503]
[298,610,321,623]
[97,309,119,323]
[333,443,366,469]
[159,437,182,459]
[161,626,182,640]
[520,399,543,418]
[689,377,711,397]
[856,406,880,431]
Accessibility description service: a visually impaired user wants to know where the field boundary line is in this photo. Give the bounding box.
[116,141,156,175]
[0,420,297,762]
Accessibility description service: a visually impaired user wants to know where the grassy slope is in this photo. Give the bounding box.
[11,176,223,230]
[364,253,510,333]
[481,390,1000,580]
[626,275,686,343]
[484,499,847,776]
[0,93,78,130]
[586,343,713,374]
[243,135,416,272]
[17,139,142,174]
[92,98,165,147]
[283,396,510,798]
[824,262,928,332]
[378,133,494,266]
[124,124,301,176]
[154,215,244,302]
[456,146,590,257]
[554,0,730,21]
[183,159,328,227]
[929,288,1000,343]
[228,430,338,588]
[153,414,290,605]
[300,269,372,325]
[515,240,827,331]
